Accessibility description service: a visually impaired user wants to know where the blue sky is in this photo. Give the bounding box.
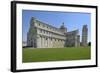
[22,10,91,42]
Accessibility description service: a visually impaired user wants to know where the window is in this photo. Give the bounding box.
[43,25,45,27]
[46,38,48,40]
[46,31,48,34]
[40,29,42,33]
[44,30,45,33]
[48,32,50,35]
[39,23,40,26]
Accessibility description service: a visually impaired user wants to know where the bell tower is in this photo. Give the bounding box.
[82,25,88,46]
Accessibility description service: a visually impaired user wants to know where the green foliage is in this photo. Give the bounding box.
[88,42,91,46]
[22,47,91,63]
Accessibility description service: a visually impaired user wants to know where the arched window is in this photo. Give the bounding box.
[44,30,45,34]
[40,29,42,33]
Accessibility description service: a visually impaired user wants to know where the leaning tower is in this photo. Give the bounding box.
[82,25,88,46]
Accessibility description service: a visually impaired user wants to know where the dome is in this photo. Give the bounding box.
[60,22,66,29]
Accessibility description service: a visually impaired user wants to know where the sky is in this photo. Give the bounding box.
[22,10,91,42]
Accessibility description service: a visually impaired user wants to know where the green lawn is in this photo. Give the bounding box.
[22,47,91,63]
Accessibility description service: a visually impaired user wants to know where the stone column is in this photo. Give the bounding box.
[40,36,42,48]
[75,36,78,47]
[49,38,51,48]
[37,35,41,48]
[36,35,39,48]
[43,37,45,48]
[48,37,50,48]
[77,35,80,47]
[44,37,46,48]
[41,36,43,48]
[51,38,53,48]
[42,36,44,48]
[45,37,47,48]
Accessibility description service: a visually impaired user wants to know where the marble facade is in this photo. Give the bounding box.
[27,17,88,48]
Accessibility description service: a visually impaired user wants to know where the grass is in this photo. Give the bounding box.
[22,46,91,63]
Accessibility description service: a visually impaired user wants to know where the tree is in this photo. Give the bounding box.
[88,42,91,46]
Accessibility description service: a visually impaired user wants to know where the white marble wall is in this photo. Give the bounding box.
[28,17,81,48]
[36,35,65,48]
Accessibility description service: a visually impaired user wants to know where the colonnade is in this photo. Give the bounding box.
[37,35,65,48]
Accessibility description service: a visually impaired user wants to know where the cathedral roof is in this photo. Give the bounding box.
[66,29,79,35]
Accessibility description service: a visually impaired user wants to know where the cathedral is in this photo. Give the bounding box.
[27,17,88,48]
